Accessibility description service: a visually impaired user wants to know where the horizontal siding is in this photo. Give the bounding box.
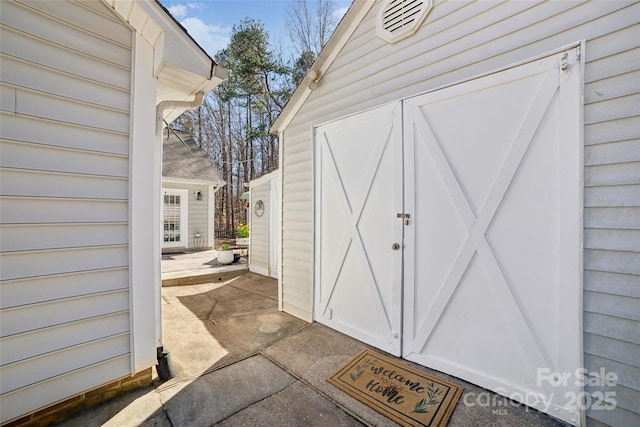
[0,268,129,309]
[1,0,130,67]
[0,197,128,224]
[0,311,130,365]
[584,206,640,229]
[1,168,129,199]
[587,406,640,427]
[584,162,640,186]
[584,311,639,343]
[584,69,640,104]
[291,2,637,131]
[568,15,638,421]
[0,245,129,281]
[16,0,132,46]
[1,333,130,394]
[584,140,640,165]
[0,113,130,155]
[585,354,640,392]
[188,187,210,249]
[1,84,130,133]
[585,116,640,146]
[280,1,640,425]
[584,93,640,125]
[0,54,130,111]
[585,383,640,421]
[584,228,640,252]
[0,139,129,177]
[0,223,128,252]
[0,27,130,91]
[0,355,131,424]
[584,334,640,369]
[0,0,134,423]
[584,270,640,298]
[584,249,640,276]
[0,289,130,337]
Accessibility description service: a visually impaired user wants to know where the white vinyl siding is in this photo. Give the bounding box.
[280,1,640,425]
[162,181,213,250]
[249,180,270,276]
[0,0,133,423]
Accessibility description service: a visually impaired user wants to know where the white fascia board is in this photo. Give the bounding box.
[109,0,212,76]
[105,0,227,119]
[249,169,280,188]
[162,177,226,187]
[270,1,374,134]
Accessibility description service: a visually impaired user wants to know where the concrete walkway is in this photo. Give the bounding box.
[161,250,248,286]
[57,273,565,427]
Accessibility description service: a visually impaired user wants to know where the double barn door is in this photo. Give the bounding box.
[314,49,582,425]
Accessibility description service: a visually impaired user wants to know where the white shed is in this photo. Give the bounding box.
[0,0,225,424]
[248,169,281,280]
[271,2,639,426]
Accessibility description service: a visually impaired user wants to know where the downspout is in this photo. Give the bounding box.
[154,92,206,381]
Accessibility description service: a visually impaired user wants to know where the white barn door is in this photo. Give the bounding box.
[314,103,403,356]
[403,48,582,425]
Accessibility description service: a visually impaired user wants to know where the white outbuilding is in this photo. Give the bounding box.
[271,2,639,426]
[248,169,281,280]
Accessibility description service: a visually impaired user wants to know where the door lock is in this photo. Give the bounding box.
[396,213,411,225]
[391,243,400,250]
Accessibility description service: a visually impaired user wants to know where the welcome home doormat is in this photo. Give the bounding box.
[328,349,463,427]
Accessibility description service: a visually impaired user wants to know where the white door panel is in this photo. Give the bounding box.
[314,103,403,356]
[403,48,582,425]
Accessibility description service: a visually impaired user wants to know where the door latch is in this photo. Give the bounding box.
[396,213,410,225]
[391,243,400,250]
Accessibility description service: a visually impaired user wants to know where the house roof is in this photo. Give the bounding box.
[270,2,374,134]
[162,128,225,186]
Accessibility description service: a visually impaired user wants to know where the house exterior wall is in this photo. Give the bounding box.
[0,0,135,423]
[162,181,213,250]
[249,173,273,277]
[279,1,639,425]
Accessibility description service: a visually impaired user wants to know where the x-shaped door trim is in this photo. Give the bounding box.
[318,113,396,331]
[409,71,560,368]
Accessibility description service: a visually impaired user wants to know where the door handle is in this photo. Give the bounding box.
[391,243,400,250]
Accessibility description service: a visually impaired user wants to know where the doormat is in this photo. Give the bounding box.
[327,349,463,427]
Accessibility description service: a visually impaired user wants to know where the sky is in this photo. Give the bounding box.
[159,0,351,62]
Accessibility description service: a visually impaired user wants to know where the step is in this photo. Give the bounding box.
[162,265,248,287]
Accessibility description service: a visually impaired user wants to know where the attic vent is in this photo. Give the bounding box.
[377,0,432,43]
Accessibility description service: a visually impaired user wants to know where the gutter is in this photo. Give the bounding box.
[154,92,206,381]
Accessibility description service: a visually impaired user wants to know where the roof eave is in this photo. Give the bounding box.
[270,1,374,135]
[162,176,226,187]
[104,0,228,122]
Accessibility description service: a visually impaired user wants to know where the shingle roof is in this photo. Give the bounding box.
[162,128,224,185]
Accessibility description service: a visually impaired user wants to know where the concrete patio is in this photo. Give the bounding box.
[57,268,566,426]
[161,249,248,286]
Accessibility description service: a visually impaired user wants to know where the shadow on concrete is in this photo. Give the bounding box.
[57,272,566,427]
[159,273,308,390]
